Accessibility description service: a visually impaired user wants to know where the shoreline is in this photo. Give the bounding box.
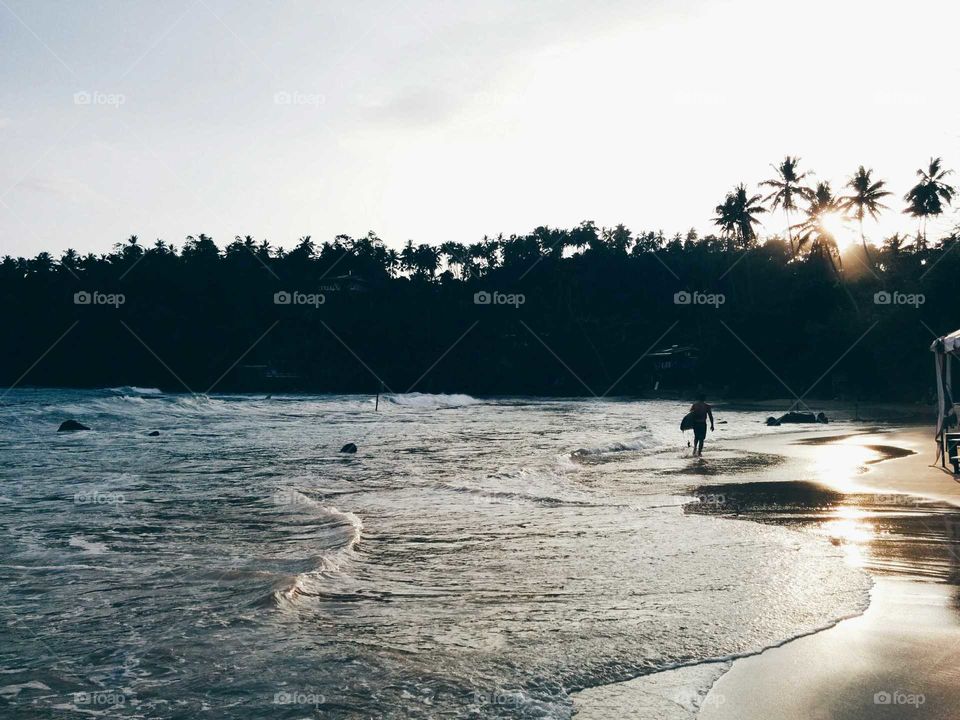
[574,423,960,719]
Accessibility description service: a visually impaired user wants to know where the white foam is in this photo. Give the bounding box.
[381,393,481,409]
[69,536,109,555]
[107,386,163,396]
[0,681,51,698]
[272,491,364,606]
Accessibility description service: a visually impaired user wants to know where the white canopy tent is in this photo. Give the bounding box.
[931,329,960,471]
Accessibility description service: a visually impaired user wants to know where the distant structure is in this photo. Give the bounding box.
[235,365,301,391]
[646,344,699,391]
[320,271,370,293]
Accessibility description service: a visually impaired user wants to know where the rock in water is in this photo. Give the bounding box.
[765,416,781,426]
[340,443,357,454]
[58,420,90,432]
[148,430,160,436]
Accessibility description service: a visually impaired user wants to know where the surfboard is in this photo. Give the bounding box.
[680,412,696,432]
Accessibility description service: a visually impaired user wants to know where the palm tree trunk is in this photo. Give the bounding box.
[785,208,795,257]
[859,217,872,266]
[826,250,860,316]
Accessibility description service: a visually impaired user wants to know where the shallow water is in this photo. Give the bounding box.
[0,389,870,718]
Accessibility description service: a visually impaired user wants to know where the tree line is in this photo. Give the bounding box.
[2,157,957,400]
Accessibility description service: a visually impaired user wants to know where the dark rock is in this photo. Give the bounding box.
[58,420,90,432]
[779,412,817,424]
[340,443,357,454]
[148,430,160,436]
[769,411,829,425]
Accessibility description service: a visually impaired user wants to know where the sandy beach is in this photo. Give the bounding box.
[575,423,960,719]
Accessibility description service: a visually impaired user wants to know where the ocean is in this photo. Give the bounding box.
[0,389,870,718]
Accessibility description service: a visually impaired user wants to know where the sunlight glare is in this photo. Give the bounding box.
[818,211,856,251]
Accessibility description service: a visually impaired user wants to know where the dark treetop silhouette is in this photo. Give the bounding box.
[3,158,957,398]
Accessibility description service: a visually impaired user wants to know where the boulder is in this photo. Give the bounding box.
[340,443,357,454]
[58,420,90,432]
[768,411,830,426]
[778,411,818,424]
[148,430,160,437]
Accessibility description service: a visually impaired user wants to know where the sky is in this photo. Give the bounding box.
[1,0,959,258]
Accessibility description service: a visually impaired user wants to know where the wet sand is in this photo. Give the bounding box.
[574,425,960,719]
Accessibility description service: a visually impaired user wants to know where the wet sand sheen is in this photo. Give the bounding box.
[575,425,960,719]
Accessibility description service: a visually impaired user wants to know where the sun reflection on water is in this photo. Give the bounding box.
[807,443,876,492]
[821,507,875,568]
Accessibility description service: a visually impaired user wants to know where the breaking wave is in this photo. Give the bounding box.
[381,393,482,409]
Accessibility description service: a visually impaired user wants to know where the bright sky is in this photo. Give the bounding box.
[2,0,959,258]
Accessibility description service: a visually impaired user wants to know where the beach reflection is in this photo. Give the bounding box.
[805,443,878,491]
[820,507,874,568]
[688,478,960,586]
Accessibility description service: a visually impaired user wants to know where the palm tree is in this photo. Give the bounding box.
[794,182,860,313]
[399,240,417,276]
[114,234,144,261]
[60,248,79,272]
[761,156,812,256]
[904,157,955,250]
[839,166,891,261]
[882,232,908,257]
[413,243,440,278]
[792,182,842,267]
[440,241,470,279]
[713,184,766,249]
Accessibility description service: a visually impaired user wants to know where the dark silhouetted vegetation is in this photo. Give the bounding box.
[2,158,957,399]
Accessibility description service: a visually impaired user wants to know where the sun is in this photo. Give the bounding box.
[818,211,856,251]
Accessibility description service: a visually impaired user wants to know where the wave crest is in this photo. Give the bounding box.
[381,393,481,409]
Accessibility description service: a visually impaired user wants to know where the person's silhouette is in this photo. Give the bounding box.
[688,394,714,457]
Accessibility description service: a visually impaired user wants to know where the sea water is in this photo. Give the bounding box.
[0,389,869,718]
